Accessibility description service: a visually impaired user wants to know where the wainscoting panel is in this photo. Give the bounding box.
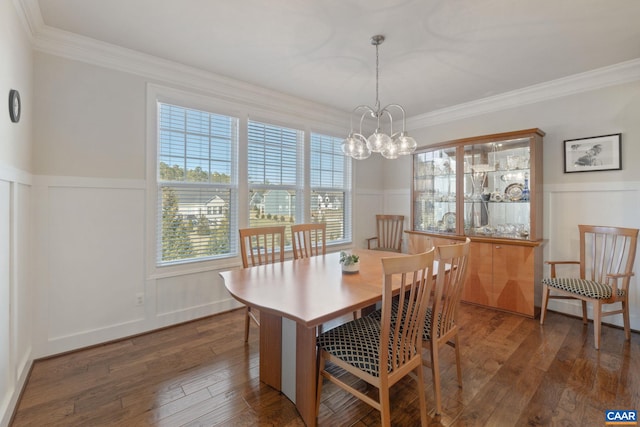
[0,171,33,427]
[0,180,11,420]
[47,185,146,342]
[544,182,640,330]
[155,270,240,320]
[36,176,244,356]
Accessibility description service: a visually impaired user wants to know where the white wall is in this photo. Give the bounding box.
[383,79,640,330]
[30,51,363,359]
[0,0,34,425]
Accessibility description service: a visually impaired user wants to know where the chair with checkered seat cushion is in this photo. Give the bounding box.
[540,225,638,350]
[422,238,470,415]
[315,249,435,427]
[365,239,470,416]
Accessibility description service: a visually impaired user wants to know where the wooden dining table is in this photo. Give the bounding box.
[220,248,412,427]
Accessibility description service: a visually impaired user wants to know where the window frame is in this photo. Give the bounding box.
[146,84,353,277]
[308,131,353,246]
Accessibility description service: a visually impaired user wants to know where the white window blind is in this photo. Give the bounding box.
[157,102,238,265]
[310,133,352,244]
[247,120,303,237]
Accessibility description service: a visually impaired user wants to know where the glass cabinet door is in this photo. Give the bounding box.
[463,137,531,239]
[413,146,457,234]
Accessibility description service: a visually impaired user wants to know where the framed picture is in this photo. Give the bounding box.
[563,133,622,173]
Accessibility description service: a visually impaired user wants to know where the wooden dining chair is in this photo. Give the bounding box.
[316,249,435,427]
[291,222,358,332]
[366,214,405,252]
[290,223,326,260]
[238,225,286,342]
[540,224,638,349]
[422,238,470,415]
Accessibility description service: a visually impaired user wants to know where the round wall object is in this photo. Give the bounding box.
[9,89,21,123]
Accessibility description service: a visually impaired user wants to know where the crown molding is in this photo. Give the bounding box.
[16,0,640,131]
[408,58,640,129]
[17,0,347,129]
[11,0,42,42]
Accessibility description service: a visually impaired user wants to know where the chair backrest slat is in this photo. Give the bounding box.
[432,238,471,340]
[239,226,286,268]
[375,214,405,252]
[291,223,326,260]
[579,224,638,290]
[380,249,435,376]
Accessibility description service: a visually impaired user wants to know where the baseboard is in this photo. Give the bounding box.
[1,354,33,427]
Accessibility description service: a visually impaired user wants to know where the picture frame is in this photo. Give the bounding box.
[563,133,621,173]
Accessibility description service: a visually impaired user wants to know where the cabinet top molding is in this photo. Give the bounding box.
[416,128,545,152]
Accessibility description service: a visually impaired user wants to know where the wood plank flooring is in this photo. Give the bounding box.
[11,304,639,426]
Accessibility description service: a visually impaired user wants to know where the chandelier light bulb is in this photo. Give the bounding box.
[352,139,371,160]
[367,129,392,153]
[341,134,357,156]
[381,139,400,159]
[396,132,417,155]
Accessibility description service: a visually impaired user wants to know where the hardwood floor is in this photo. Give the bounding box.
[11,304,639,426]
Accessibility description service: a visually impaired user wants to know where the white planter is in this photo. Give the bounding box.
[341,262,360,273]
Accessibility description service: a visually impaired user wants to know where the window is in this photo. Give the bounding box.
[310,133,352,244]
[152,91,353,268]
[247,120,303,245]
[157,102,238,265]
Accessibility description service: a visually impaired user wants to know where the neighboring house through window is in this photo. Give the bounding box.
[157,102,238,265]
[247,120,303,246]
[310,133,351,244]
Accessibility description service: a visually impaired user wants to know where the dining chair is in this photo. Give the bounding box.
[238,225,286,342]
[316,249,435,427]
[366,214,405,252]
[422,238,470,415]
[290,223,326,260]
[291,222,355,333]
[540,224,638,349]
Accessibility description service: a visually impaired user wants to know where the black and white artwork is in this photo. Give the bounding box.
[563,133,621,173]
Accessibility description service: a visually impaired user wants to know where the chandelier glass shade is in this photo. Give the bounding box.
[341,35,417,160]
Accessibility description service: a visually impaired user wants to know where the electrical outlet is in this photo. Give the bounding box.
[135,293,144,306]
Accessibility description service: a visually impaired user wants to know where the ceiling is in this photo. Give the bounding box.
[34,0,640,117]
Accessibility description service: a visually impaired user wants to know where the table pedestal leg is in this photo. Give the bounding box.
[296,324,317,427]
[259,311,282,390]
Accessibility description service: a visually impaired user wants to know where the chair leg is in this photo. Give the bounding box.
[581,300,588,324]
[414,364,428,427]
[379,382,391,427]
[622,299,631,341]
[593,301,602,350]
[540,285,549,325]
[453,335,462,387]
[315,351,325,416]
[431,342,442,415]
[244,306,250,342]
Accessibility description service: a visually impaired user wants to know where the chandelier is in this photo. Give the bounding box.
[341,35,417,160]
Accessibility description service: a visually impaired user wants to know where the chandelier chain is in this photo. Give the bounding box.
[375,42,380,112]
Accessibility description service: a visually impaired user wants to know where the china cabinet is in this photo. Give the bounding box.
[408,128,545,317]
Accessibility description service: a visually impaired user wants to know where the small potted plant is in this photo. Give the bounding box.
[339,251,360,273]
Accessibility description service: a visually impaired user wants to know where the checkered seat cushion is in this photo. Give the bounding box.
[367,300,437,342]
[542,277,626,299]
[317,315,414,377]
